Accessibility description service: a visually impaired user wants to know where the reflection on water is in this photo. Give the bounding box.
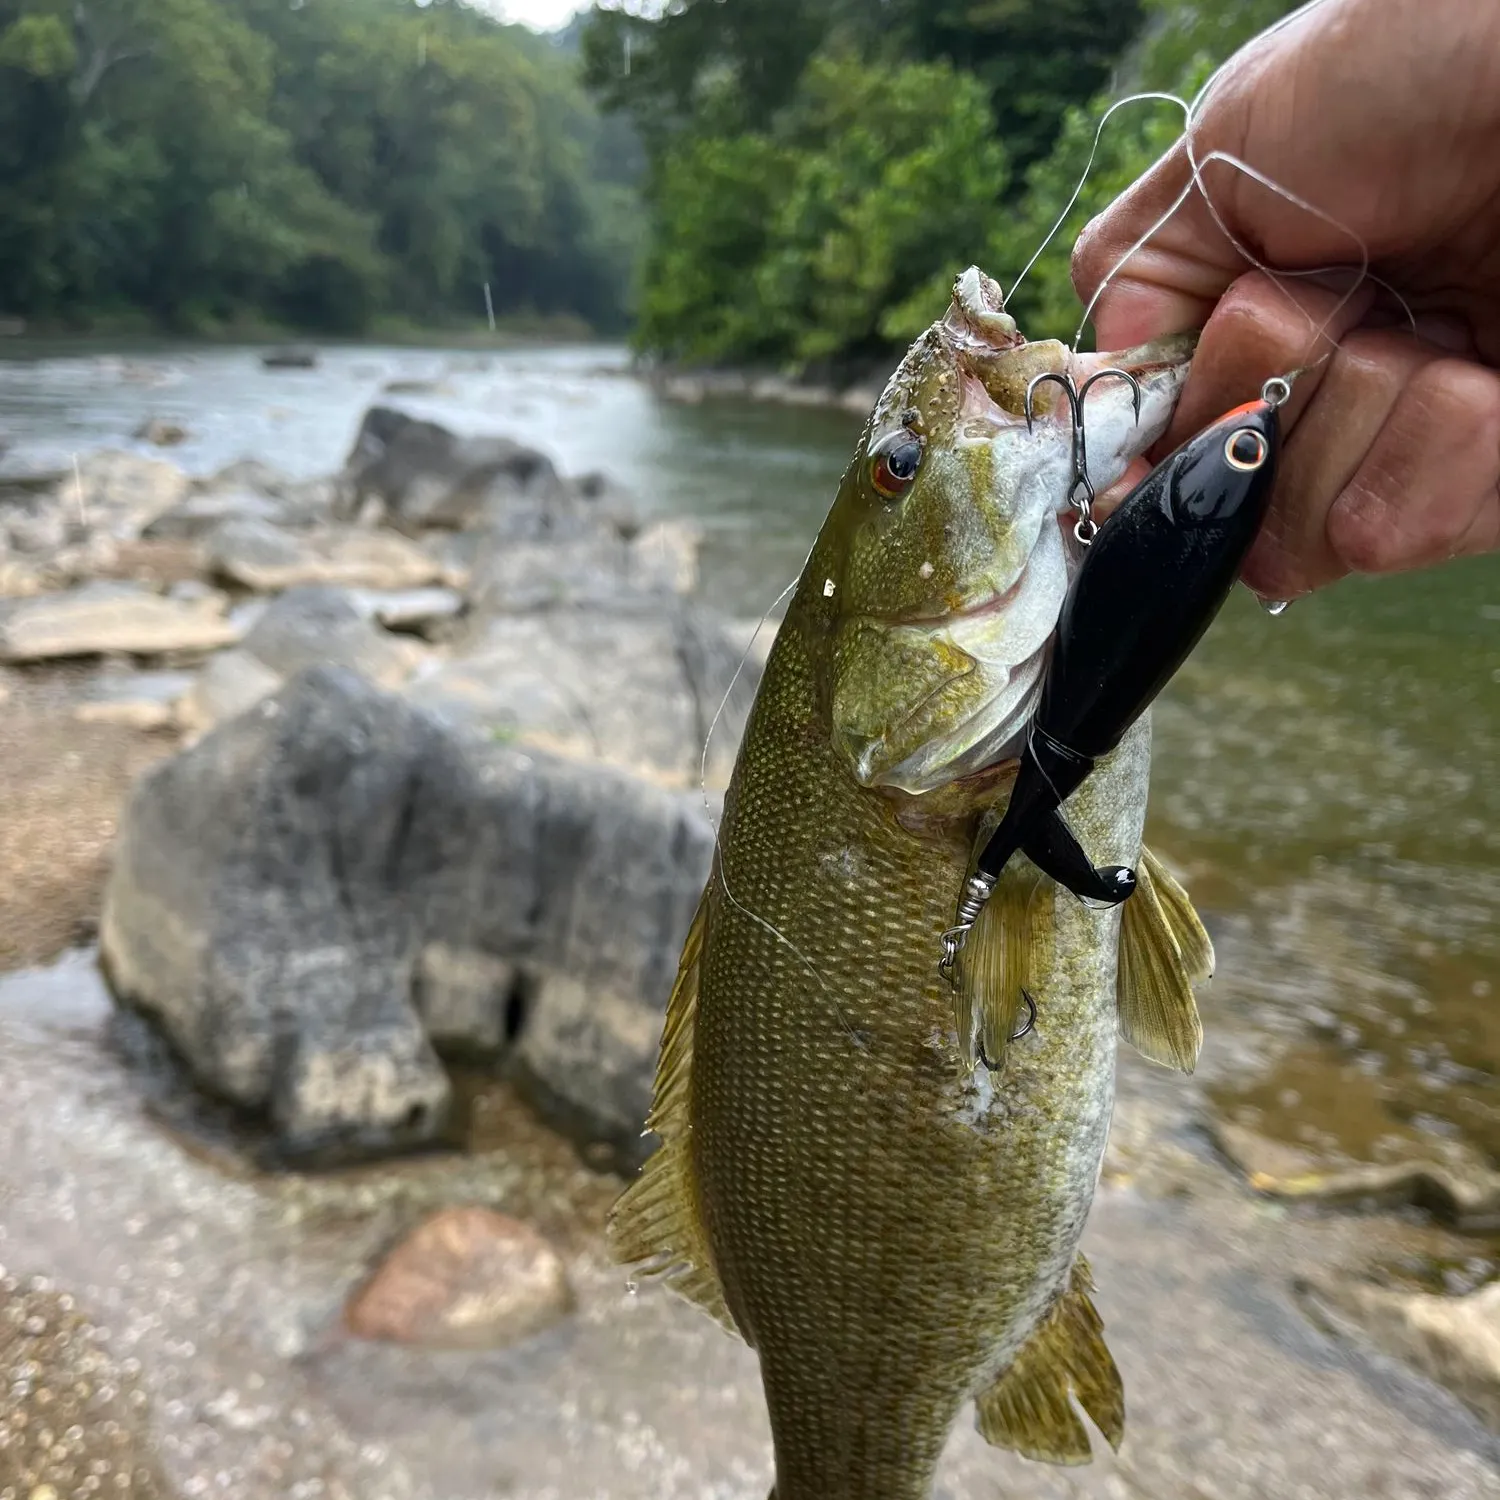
[2,340,1496,1183]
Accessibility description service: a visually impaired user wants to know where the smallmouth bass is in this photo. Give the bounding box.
[613,268,1213,1499]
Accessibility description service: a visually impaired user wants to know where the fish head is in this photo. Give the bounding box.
[820,266,1195,794]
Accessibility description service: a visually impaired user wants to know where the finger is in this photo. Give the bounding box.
[1156,270,1374,457]
[1240,329,1438,598]
[1072,141,1246,351]
[1327,359,1500,575]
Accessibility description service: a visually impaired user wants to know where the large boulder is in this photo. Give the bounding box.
[239,584,426,690]
[338,406,590,539]
[408,601,757,788]
[100,666,716,1165]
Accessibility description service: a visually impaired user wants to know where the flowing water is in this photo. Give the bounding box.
[2,339,1497,1188]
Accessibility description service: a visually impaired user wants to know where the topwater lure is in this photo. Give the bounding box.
[940,374,1289,985]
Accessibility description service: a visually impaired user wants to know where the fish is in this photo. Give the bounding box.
[611,266,1214,1499]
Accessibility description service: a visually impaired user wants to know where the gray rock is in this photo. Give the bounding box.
[240,585,424,690]
[144,488,290,540]
[74,669,196,731]
[100,666,715,1163]
[409,603,757,788]
[262,346,319,370]
[470,519,699,615]
[207,519,442,593]
[339,406,577,537]
[344,585,465,634]
[134,417,189,447]
[176,649,284,737]
[0,582,241,662]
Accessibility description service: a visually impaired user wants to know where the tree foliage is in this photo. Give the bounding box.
[587,0,1305,365]
[0,0,642,333]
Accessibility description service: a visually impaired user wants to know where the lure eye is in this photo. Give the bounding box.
[1224,427,1268,472]
[870,432,924,500]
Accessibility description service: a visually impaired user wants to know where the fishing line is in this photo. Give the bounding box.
[1029,0,1415,376]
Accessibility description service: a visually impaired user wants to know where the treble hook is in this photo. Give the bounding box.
[1025,368,1142,545]
[975,991,1038,1072]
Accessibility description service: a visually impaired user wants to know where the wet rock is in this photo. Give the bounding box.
[100,667,714,1162]
[207,519,442,593]
[1301,1275,1500,1430]
[382,378,451,397]
[573,470,641,536]
[261,346,319,370]
[345,1206,572,1349]
[0,1273,172,1497]
[1213,1122,1500,1231]
[0,582,240,662]
[408,603,756,787]
[339,406,576,536]
[134,417,189,447]
[74,670,195,731]
[240,585,425,690]
[176,648,283,736]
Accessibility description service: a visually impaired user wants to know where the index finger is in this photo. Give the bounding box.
[1071,140,1249,352]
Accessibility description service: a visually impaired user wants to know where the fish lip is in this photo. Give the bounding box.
[1068,331,1200,385]
[876,562,1030,630]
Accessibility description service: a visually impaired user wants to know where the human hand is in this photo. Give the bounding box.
[1072,0,1500,599]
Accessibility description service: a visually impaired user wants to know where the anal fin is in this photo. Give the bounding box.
[608,884,739,1335]
[1116,846,1210,1074]
[975,1256,1124,1466]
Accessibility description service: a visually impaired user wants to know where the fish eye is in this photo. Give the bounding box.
[1224,428,1268,472]
[870,431,924,500]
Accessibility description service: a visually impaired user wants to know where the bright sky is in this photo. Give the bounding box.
[475,0,589,31]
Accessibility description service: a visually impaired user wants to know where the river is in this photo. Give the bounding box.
[2,337,1497,1203]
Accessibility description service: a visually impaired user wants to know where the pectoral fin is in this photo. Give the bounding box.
[975,1257,1124,1465]
[954,865,1037,1072]
[608,884,739,1336]
[1116,846,1210,1074]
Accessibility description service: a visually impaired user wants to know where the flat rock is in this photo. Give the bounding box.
[100,667,714,1162]
[345,1206,573,1349]
[207,519,442,593]
[1302,1275,1500,1431]
[241,585,425,690]
[1213,1122,1500,1231]
[262,346,319,370]
[74,669,195,731]
[345,585,465,634]
[0,582,240,662]
[144,488,290,540]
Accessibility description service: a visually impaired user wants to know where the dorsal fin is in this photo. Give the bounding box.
[608,884,739,1335]
[953,865,1038,1073]
[974,1256,1124,1465]
[1116,846,1209,1074]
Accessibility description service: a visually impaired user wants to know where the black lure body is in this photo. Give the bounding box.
[973,394,1282,902]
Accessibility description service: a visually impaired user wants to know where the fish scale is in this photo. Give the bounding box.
[611,267,1210,1499]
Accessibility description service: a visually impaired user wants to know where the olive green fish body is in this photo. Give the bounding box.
[611,269,1207,1499]
[695,581,1148,1499]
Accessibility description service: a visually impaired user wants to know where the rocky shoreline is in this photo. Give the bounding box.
[3,398,1500,1497]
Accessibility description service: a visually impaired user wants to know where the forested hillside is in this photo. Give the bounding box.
[0,0,641,333]
[583,0,1302,365]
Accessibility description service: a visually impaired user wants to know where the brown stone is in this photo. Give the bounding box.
[345,1206,573,1350]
